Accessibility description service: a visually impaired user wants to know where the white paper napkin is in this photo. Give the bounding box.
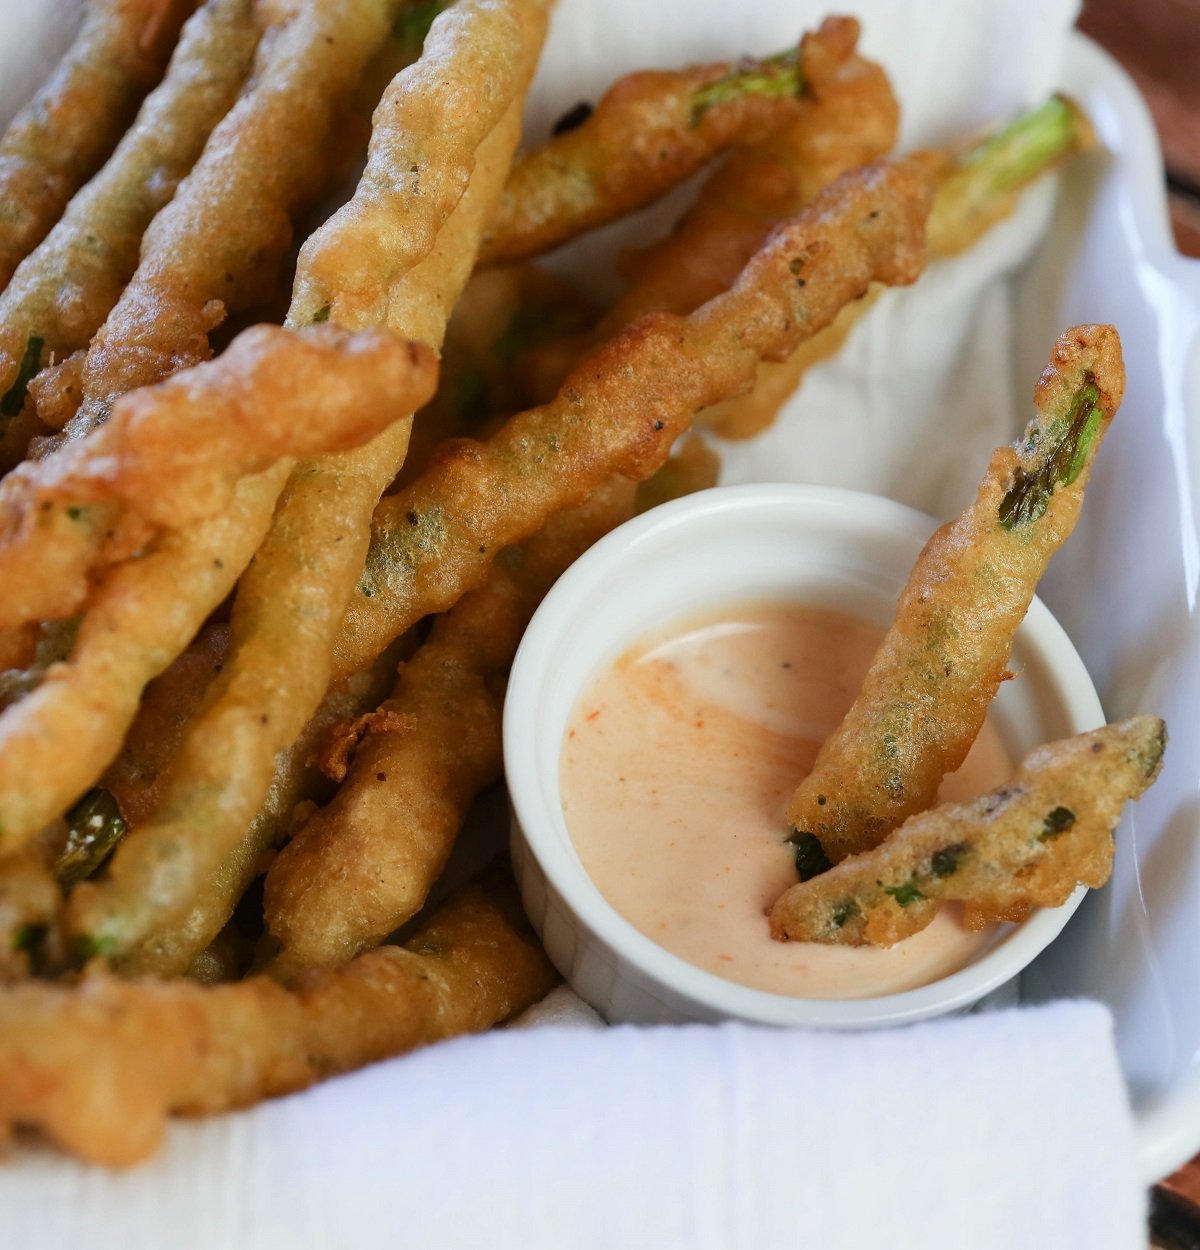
[0,1000,1142,1249]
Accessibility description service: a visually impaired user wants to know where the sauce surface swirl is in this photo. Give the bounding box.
[560,601,1012,1000]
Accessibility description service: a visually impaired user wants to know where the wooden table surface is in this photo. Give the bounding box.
[1079,0,1200,258]
[1077,2,1200,1241]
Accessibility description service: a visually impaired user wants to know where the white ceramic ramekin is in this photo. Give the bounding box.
[505,483,1107,1028]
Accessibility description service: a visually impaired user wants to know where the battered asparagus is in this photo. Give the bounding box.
[478,42,809,265]
[0,0,195,290]
[772,717,1165,945]
[0,0,261,465]
[333,161,934,679]
[786,324,1125,867]
[703,93,1094,439]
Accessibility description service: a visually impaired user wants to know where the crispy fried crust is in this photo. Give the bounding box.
[0,0,260,450]
[0,873,557,1166]
[56,0,405,441]
[0,0,195,291]
[0,0,547,864]
[333,160,933,679]
[478,41,811,266]
[64,0,552,970]
[786,325,1126,864]
[770,717,1165,945]
[0,325,438,638]
[290,0,553,330]
[264,476,637,975]
[599,17,897,333]
[0,466,288,852]
[112,641,411,979]
[704,93,1094,440]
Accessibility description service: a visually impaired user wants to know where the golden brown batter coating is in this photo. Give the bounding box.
[264,476,637,975]
[599,17,898,334]
[0,0,195,291]
[333,160,933,679]
[771,717,1165,945]
[57,0,407,441]
[704,94,1094,440]
[0,0,261,464]
[0,325,438,641]
[478,39,812,266]
[0,873,556,1166]
[64,0,552,969]
[786,325,1126,867]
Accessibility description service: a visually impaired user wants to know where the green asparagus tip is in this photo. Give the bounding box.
[790,830,832,880]
[999,376,1104,530]
[73,932,118,963]
[690,47,806,128]
[395,0,444,50]
[955,94,1085,196]
[0,334,44,420]
[55,787,128,889]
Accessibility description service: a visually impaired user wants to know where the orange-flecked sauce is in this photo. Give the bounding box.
[560,601,1013,1000]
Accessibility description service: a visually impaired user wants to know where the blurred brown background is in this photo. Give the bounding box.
[1078,0,1200,256]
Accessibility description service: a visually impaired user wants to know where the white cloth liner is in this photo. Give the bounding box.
[0,0,1152,1245]
[2,1001,1142,1248]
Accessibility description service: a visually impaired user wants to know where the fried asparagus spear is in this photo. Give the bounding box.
[0,327,435,855]
[0,0,195,290]
[0,467,286,852]
[332,160,934,680]
[0,0,537,858]
[494,18,897,508]
[0,0,261,469]
[702,93,1094,439]
[51,0,409,441]
[786,324,1125,870]
[264,476,638,977]
[0,0,417,637]
[66,0,553,964]
[0,325,438,641]
[478,42,811,265]
[0,872,556,1166]
[771,717,1165,945]
[112,638,413,977]
[599,17,897,333]
[920,94,1093,257]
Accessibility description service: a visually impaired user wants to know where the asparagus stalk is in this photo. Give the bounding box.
[55,788,128,889]
[689,48,806,126]
[480,40,814,265]
[785,324,1126,866]
[926,93,1094,256]
[703,94,1095,440]
[773,717,1165,945]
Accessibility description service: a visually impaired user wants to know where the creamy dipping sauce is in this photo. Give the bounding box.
[560,601,1014,1000]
